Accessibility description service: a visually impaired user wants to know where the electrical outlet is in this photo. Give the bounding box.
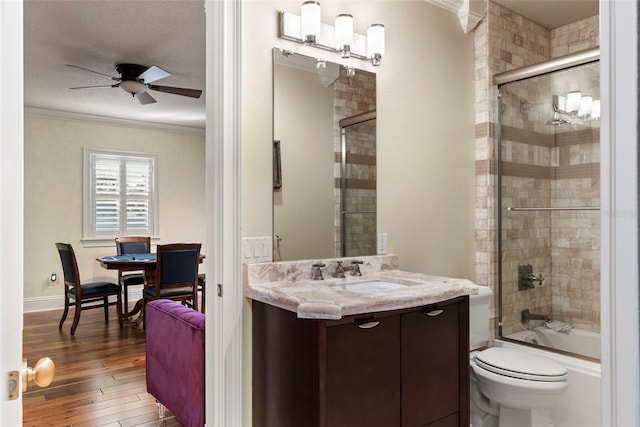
[377,232,388,254]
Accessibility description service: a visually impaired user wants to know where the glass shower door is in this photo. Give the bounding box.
[497,60,601,360]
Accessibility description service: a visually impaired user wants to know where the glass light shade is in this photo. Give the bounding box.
[566,91,582,112]
[591,99,601,120]
[557,95,567,112]
[578,95,593,117]
[367,23,385,65]
[334,14,353,51]
[301,1,321,44]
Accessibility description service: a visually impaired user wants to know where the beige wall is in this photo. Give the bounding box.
[273,63,335,260]
[242,2,476,423]
[242,0,476,279]
[24,114,206,300]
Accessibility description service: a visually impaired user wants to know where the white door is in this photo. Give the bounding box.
[0,0,24,424]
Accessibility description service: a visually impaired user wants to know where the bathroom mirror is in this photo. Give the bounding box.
[272,48,377,261]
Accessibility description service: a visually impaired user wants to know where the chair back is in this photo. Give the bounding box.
[155,243,202,294]
[116,236,151,255]
[55,242,81,295]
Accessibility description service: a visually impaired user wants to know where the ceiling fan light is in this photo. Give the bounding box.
[120,80,147,95]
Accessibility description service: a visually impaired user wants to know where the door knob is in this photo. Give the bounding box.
[22,357,55,392]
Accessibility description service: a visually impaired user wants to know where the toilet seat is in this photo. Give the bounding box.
[474,347,568,382]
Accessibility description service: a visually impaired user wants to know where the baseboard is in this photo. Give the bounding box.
[24,289,144,313]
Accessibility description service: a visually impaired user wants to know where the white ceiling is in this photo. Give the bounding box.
[492,0,599,29]
[24,0,206,129]
[24,1,597,130]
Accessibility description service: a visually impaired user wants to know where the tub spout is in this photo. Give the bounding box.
[521,309,552,324]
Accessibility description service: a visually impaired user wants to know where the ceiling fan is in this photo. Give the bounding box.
[65,63,203,105]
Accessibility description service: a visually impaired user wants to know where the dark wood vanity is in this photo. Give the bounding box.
[252,296,469,427]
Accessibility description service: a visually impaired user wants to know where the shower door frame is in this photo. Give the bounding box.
[494,48,600,341]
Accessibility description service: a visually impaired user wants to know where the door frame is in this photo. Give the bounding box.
[0,0,24,424]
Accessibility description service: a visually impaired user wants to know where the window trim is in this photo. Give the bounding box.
[82,148,159,247]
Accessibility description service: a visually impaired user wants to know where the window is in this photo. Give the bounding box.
[83,149,158,246]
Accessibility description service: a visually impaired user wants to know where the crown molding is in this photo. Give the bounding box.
[425,0,484,33]
[24,107,205,136]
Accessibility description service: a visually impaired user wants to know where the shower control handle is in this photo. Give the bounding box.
[518,265,545,290]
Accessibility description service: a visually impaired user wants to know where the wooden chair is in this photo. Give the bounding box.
[115,236,151,316]
[55,242,123,335]
[142,243,202,327]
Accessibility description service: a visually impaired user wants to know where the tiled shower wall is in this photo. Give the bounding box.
[332,68,377,257]
[473,1,600,339]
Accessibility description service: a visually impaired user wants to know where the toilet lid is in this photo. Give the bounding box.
[474,347,568,382]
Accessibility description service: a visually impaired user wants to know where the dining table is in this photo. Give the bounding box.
[97,253,205,326]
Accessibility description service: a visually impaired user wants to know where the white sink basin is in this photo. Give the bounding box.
[334,280,408,293]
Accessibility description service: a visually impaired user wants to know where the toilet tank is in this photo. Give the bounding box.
[469,286,493,351]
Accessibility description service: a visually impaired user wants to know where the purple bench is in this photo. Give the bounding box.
[146,299,205,427]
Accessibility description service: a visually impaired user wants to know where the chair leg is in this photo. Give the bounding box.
[123,283,129,318]
[58,296,70,329]
[116,291,123,328]
[103,296,109,323]
[155,400,166,419]
[70,304,81,335]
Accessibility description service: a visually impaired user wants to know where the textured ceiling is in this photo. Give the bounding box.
[24,0,206,129]
[24,1,596,129]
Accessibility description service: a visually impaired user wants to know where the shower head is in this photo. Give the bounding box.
[547,112,571,126]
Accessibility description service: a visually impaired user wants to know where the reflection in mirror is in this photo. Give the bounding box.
[272,48,377,262]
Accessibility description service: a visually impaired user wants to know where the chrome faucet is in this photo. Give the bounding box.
[311,262,325,280]
[332,260,363,278]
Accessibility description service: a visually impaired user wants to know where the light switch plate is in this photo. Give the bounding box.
[377,232,388,254]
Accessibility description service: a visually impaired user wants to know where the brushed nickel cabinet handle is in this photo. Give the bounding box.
[356,321,380,329]
[425,309,444,317]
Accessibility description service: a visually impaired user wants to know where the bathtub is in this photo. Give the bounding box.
[496,331,601,427]
[506,326,601,360]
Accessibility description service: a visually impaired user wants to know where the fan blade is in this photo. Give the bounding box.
[137,65,171,84]
[136,91,157,105]
[69,84,119,89]
[148,85,202,98]
[65,64,120,80]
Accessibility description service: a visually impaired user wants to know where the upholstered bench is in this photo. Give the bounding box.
[145,299,205,427]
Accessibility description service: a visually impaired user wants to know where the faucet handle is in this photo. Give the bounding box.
[334,261,345,278]
[311,262,326,280]
[350,260,363,276]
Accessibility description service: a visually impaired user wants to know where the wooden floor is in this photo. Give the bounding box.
[23,308,183,427]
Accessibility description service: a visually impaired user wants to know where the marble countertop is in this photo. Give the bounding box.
[245,269,479,320]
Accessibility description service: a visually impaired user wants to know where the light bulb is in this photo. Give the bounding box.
[367,24,385,66]
[335,14,353,58]
[566,91,582,113]
[301,1,321,44]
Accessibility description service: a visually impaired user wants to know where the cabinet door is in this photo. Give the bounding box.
[401,302,460,426]
[325,315,401,427]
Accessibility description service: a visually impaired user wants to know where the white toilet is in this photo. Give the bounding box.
[469,287,568,427]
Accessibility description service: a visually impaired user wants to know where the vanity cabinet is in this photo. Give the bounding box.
[252,296,469,427]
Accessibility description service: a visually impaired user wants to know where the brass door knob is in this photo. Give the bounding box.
[22,357,55,392]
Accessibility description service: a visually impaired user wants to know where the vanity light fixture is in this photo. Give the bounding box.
[552,92,600,121]
[278,5,386,66]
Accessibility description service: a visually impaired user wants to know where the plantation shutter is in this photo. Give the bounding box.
[85,149,157,241]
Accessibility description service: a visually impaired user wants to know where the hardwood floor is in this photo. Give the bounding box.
[23,308,183,427]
